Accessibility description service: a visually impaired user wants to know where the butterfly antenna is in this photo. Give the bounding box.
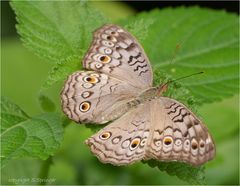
[156,72,204,96]
[167,71,204,84]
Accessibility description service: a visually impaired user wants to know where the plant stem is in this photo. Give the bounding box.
[38,156,53,185]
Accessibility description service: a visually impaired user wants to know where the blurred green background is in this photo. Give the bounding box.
[1,1,239,185]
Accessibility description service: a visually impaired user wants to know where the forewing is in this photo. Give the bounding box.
[85,102,151,165]
[61,71,140,124]
[147,97,215,166]
[82,24,153,89]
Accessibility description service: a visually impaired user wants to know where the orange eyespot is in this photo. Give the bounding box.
[83,76,98,84]
[98,55,111,63]
[163,137,173,146]
[200,142,205,148]
[191,142,198,150]
[79,102,91,112]
[110,31,118,36]
[100,132,111,140]
[106,35,117,42]
[107,35,113,40]
[130,138,140,150]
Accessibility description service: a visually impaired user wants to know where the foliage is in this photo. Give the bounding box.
[10,1,107,63]
[0,97,63,168]
[143,160,205,185]
[41,55,82,91]
[11,1,239,105]
[125,7,239,104]
[38,93,56,112]
[1,0,238,185]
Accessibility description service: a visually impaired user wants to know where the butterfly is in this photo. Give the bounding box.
[61,24,215,166]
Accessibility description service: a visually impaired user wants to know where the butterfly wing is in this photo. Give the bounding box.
[82,24,153,89]
[85,102,151,165]
[146,97,216,166]
[61,71,141,124]
[85,97,215,166]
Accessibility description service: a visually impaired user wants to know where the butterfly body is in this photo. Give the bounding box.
[61,24,215,166]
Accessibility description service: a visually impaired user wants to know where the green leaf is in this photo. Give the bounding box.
[1,97,30,133]
[41,55,81,91]
[143,160,205,185]
[123,17,155,43]
[126,7,238,104]
[0,97,63,168]
[9,3,238,183]
[38,94,56,112]
[10,1,108,63]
